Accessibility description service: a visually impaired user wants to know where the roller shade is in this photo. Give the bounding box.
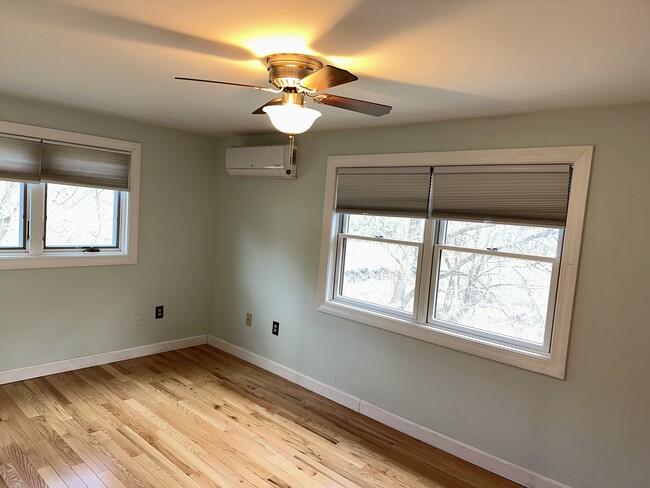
[41,142,131,191]
[335,167,433,217]
[0,134,41,183]
[432,164,572,226]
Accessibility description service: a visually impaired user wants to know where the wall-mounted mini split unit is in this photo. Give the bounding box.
[225,144,297,179]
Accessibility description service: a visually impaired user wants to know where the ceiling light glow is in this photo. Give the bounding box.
[240,33,315,58]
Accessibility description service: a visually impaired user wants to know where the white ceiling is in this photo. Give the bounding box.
[1,0,649,135]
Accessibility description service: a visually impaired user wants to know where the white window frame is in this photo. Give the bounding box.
[334,214,426,320]
[317,146,593,378]
[0,120,140,270]
[428,235,562,354]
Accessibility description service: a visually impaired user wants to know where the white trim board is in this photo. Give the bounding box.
[0,335,207,385]
[207,335,571,488]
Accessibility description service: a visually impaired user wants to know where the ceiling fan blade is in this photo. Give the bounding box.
[299,66,358,92]
[175,77,274,92]
[313,94,391,116]
[252,98,283,114]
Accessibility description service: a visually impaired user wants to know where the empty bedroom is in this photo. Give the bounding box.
[0,1,648,487]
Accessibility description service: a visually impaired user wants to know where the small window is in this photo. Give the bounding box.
[0,120,140,269]
[336,215,425,315]
[0,179,26,249]
[44,183,121,249]
[318,147,592,378]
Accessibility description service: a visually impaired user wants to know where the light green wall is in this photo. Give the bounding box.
[211,103,650,488]
[0,93,218,370]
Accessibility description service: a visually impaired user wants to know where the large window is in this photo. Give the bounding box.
[0,121,140,269]
[318,147,592,378]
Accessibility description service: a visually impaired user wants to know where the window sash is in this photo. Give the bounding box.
[438,220,565,259]
[42,184,123,250]
[427,243,561,353]
[0,181,28,250]
[333,232,424,320]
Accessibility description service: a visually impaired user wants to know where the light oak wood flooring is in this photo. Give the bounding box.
[0,345,521,487]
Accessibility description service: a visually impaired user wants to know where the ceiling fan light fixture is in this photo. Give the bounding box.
[177,52,391,133]
[262,103,321,134]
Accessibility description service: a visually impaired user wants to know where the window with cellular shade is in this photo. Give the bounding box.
[41,141,131,191]
[431,164,572,226]
[335,166,433,218]
[0,134,41,183]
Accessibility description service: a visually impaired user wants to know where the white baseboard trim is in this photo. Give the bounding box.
[0,335,207,385]
[207,335,570,488]
[359,401,570,488]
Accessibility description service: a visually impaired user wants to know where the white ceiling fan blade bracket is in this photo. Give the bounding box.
[298,85,318,95]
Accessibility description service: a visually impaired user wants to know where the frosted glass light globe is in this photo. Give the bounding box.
[263,104,322,134]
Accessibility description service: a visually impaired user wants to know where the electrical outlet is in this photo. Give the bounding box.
[155,306,164,319]
[272,321,279,336]
[135,309,143,321]
[245,313,252,327]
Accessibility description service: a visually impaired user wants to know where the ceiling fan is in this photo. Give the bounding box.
[176,53,392,134]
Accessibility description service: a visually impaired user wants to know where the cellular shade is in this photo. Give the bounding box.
[0,134,41,183]
[335,167,433,218]
[41,142,131,191]
[432,164,572,226]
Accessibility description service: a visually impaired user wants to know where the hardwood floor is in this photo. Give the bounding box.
[0,345,520,488]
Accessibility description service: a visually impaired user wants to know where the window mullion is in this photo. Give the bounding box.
[27,183,45,255]
[333,231,345,301]
[415,218,437,323]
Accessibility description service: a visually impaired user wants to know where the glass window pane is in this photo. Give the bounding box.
[340,238,418,314]
[443,220,561,257]
[347,214,425,242]
[45,183,119,248]
[434,249,553,345]
[0,180,24,248]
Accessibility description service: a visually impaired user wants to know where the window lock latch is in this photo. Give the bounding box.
[83,246,100,253]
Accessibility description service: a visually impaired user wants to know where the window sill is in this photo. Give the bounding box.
[317,299,564,378]
[0,251,137,270]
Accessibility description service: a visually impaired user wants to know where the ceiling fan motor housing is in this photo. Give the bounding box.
[267,53,322,89]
